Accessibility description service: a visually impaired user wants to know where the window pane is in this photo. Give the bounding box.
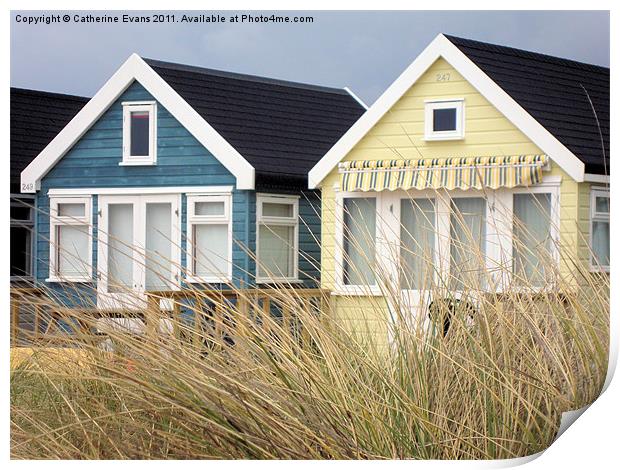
[11,203,32,221]
[194,224,229,279]
[11,226,32,277]
[343,198,376,286]
[592,221,610,267]
[450,198,486,291]
[400,198,435,290]
[145,203,172,290]
[596,196,610,213]
[433,108,457,132]
[195,201,225,216]
[130,111,150,156]
[58,203,85,217]
[263,202,294,218]
[57,225,90,278]
[108,204,133,291]
[258,224,295,279]
[513,193,551,286]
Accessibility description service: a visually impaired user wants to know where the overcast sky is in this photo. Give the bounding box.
[11,10,609,105]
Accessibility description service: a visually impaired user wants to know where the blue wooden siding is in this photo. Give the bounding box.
[298,190,321,287]
[35,80,320,305]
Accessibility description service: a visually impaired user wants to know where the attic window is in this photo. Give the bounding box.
[121,101,157,165]
[424,99,465,140]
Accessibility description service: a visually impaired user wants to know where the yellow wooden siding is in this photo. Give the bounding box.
[320,57,588,333]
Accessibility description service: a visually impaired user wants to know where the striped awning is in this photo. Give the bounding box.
[339,155,548,192]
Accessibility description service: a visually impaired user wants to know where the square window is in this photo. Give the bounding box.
[433,108,457,132]
[425,99,464,140]
[595,196,610,214]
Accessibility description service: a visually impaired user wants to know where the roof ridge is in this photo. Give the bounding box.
[142,57,350,95]
[444,34,609,72]
[11,86,90,101]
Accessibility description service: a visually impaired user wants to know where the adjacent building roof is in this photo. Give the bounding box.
[145,59,366,188]
[445,35,609,175]
[11,88,89,193]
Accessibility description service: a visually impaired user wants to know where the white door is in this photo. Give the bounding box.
[97,194,180,309]
[383,190,492,328]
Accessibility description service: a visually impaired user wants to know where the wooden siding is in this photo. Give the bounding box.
[319,57,587,333]
[35,81,321,304]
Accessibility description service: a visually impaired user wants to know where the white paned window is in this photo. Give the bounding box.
[400,198,435,290]
[449,197,486,291]
[256,195,299,282]
[424,99,465,140]
[121,101,157,165]
[49,196,92,282]
[512,193,552,286]
[590,188,610,271]
[342,196,377,287]
[187,194,232,283]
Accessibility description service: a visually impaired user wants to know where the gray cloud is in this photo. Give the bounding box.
[11,10,609,105]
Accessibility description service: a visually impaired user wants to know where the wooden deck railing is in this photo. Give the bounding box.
[10,286,331,348]
[143,288,330,348]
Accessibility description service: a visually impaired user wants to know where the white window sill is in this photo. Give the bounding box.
[185,276,232,284]
[333,285,382,296]
[119,160,156,166]
[589,266,610,273]
[256,278,304,285]
[422,134,464,142]
[46,276,93,283]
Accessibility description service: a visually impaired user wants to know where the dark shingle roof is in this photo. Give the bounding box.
[144,58,366,187]
[11,88,89,193]
[445,35,609,175]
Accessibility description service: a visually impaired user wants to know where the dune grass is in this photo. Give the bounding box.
[10,191,609,459]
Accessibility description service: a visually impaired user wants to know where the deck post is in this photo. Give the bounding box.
[11,295,19,346]
[145,294,160,341]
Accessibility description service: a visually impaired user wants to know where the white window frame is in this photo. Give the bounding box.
[590,186,610,272]
[335,191,382,296]
[48,195,93,282]
[424,98,465,141]
[498,180,561,290]
[256,194,299,284]
[121,101,157,166]
[186,194,233,284]
[335,175,561,298]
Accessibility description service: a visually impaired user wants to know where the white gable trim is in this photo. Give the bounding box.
[20,54,255,193]
[308,34,585,189]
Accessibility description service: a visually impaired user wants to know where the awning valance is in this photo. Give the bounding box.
[339,155,548,192]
